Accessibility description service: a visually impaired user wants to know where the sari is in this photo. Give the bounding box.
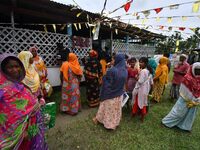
[152,57,168,102]
[60,53,83,115]
[162,62,200,131]
[0,54,48,150]
[84,50,102,107]
[18,51,40,97]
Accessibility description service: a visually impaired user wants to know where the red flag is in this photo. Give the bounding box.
[154,8,163,14]
[159,26,164,29]
[179,27,186,31]
[124,0,133,12]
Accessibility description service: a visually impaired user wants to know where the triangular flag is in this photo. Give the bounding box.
[109,23,112,28]
[73,23,78,31]
[136,16,140,20]
[132,13,137,16]
[143,10,150,18]
[142,18,147,24]
[179,27,185,31]
[192,2,200,13]
[78,23,81,29]
[159,26,164,29]
[60,24,66,31]
[167,17,172,23]
[182,16,187,21]
[170,4,179,10]
[115,29,118,34]
[154,8,163,14]
[52,24,56,33]
[85,23,89,28]
[44,25,47,33]
[176,40,179,46]
[124,0,133,12]
[76,12,82,17]
[156,17,160,22]
[190,28,196,32]
[168,27,172,31]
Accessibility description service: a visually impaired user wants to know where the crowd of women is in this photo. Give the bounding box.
[1,46,200,149]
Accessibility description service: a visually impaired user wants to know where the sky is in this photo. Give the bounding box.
[52,0,200,39]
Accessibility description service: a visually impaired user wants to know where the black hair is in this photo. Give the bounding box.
[139,57,153,74]
[129,57,136,62]
[163,53,170,58]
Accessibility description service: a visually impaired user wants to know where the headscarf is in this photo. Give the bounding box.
[182,62,200,98]
[60,53,83,81]
[18,51,40,93]
[154,57,169,84]
[0,54,39,149]
[100,54,128,101]
[29,46,38,53]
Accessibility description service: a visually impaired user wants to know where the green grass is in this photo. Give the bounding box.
[46,71,200,150]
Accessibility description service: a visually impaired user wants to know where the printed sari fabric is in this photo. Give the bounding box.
[0,74,48,150]
[60,69,81,114]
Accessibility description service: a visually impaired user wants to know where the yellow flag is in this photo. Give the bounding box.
[44,25,47,33]
[115,29,118,34]
[192,2,200,13]
[156,17,160,22]
[176,40,179,46]
[175,47,179,52]
[52,24,56,33]
[182,16,187,21]
[142,18,147,24]
[76,12,82,17]
[60,24,66,31]
[78,23,81,29]
[167,17,172,23]
[73,23,78,31]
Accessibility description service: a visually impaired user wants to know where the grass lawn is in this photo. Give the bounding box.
[46,71,200,150]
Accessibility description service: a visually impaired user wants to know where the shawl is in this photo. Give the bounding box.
[181,62,200,98]
[32,56,47,78]
[18,51,40,93]
[148,58,157,76]
[0,54,39,149]
[60,53,83,81]
[154,57,168,84]
[100,54,128,101]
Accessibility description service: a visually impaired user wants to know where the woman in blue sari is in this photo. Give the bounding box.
[162,62,200,131]
[92,54,128,130]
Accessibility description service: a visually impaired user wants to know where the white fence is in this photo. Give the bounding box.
[112,41,155,58]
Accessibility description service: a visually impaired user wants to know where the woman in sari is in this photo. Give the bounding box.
[29,46,52,98]
[162,62,200,131]
[152,57,169,102]
[60,53,83,115]
[18,51,41,98]
[93,54,128,130]
[84,50,102,107]
[0,54,48,149]
[170,54,190,99]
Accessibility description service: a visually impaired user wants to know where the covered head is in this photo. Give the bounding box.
[18,51,33,70]
[89,49,98,58]
[179,54,187,62]
[114,53,126,67]
[0,53,25,82]
[29,46,38,57]
[159,57,168,65]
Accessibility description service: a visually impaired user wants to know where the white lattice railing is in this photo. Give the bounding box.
[112,41,155,58]
[0,26,91,67]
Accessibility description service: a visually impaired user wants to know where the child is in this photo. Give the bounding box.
[132,57,153,122]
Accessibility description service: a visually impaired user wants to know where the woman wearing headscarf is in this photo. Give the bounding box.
[162,62,200,131]
[0,54,48,149]
[152,57,169,102]
[18,51,41,97]
[60,53,83,115]
[92,54,128,130]
[170,54,190,99]
[29,46,52,98]
[84,50,102,107]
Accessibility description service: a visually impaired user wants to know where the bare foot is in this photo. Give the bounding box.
[92,117,98,125]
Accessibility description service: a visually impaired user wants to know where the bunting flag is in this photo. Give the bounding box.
[175,40,179,52]
[109,23,112,28]
[169,4,179,10]
[44,25,47,33]
[124,0,133,12]
[93,22,101,40]
[60,24,66,31]
[179,27,186,31]
[142,18,147,24]
[190,28,196,32]
[136,16,140,20]
[182,16,187,21]
[156,17,160,22]
[73,23,78,31]
[159,26,164,29]
[168,27,172,31]
[76,12,82,17]
[167,17,172,23]
[115,29,118,34]
[52,24,56,33]
[143,10,150,17]
[154,8,163,14]
[85,23,89,28]
[192,1,200,13]
[78,23,81,29]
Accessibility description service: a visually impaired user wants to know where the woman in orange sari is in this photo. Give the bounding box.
[60,53,83,115]
[152,57,169,102]
[29,46,52,98]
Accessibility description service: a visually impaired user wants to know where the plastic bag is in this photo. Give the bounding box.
[42,102,56,129]
[44,81,53,97]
